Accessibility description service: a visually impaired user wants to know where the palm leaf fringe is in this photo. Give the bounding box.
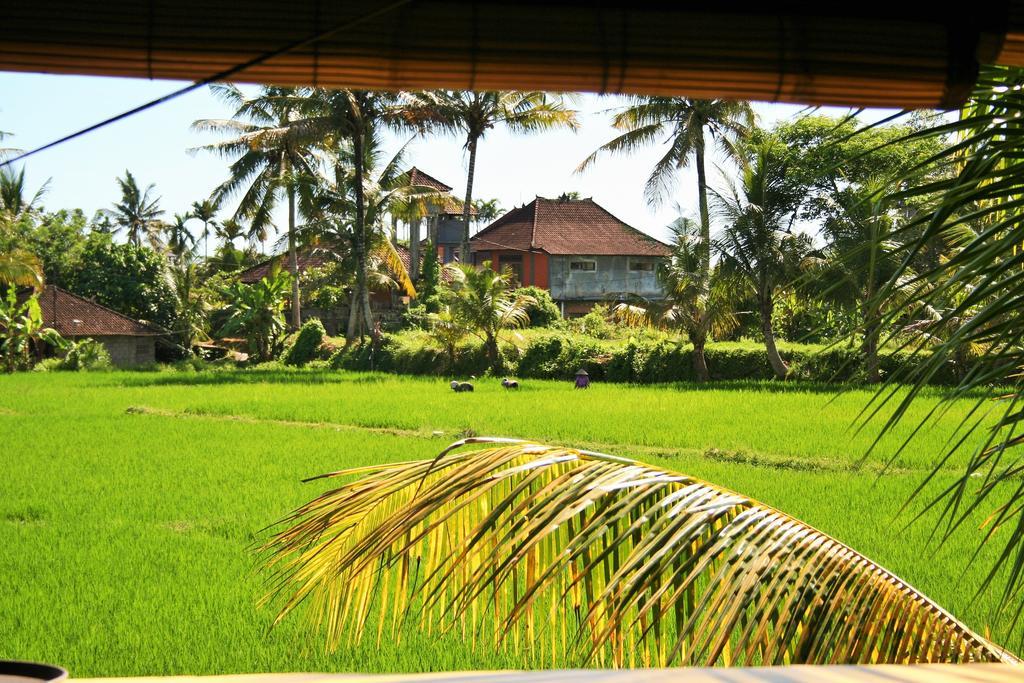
[260,438,1017,666]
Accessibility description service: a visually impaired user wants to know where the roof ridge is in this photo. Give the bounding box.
[47,285,164,333]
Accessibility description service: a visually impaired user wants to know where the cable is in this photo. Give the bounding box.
[0,0,412,169]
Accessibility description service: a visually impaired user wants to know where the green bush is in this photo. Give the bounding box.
[514,333,607,380]
[35,338,112,372]
[282,319,326,367]
[515,286,561,327]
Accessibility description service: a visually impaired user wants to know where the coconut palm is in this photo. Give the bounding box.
[615,214,737,382]
[189,198,220,260]
[170,261,209,352]
[261,437,1015,667]
[0,166,49,228]
[443,262,533,372]
[579,97,753,277]
[106,170,164,248]
[407,91,580,261]
[713,137,810,379]
[193,84,317,328]
[215,217,245,252]
[290,88,413,341]
[165,212,197,262]
[0,250,43,289]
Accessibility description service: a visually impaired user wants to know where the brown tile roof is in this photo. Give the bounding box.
[403,167,452,193]
[32,286,162,337]
[238,248,331,284]
[470,197,671,257]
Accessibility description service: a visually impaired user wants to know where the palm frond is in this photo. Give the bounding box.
[261,439,1015,667]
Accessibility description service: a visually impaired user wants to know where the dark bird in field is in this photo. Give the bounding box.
[450,380,474,393]
[501,378,519,390]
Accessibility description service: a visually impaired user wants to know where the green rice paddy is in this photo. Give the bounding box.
[0,370,1019,676]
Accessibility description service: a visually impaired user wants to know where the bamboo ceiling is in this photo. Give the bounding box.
[2,1,1024,108]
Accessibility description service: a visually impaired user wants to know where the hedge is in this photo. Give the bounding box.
[282,318,326,367]
[327,332,971,385]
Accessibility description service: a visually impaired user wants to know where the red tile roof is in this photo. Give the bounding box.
[403,167,452,193]
[32,286,162,337]
[470,197,671,256]
[238,248,332,284]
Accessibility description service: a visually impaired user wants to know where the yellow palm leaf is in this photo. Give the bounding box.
[261,438,1017,667]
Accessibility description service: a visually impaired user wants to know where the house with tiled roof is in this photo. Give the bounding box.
[34,286,163,366]
[470,196,671,315]
[397,167,476,274]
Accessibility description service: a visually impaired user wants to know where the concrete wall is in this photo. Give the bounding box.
[93,335,155,367]
[548,255,664,303]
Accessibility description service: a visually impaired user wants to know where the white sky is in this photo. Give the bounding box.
[0,72,899,246]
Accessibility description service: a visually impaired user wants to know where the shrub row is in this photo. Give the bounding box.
[328,332,970,385]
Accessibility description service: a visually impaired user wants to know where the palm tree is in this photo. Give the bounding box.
[192,84,317,329]
[170,261,209,352]
[444,261,533,372]
[165,212,197,262]
[579,98,753,277]
[189,198,220,260]
[260,437,1014,666]
[215,217,245,252]
[472,197,502,230]
[810,180,907,383]
[0,166,49,229]
[408,91,580,261]
[615,214,737,382]
[713,137,809,379]
[0,249,43,290]
[292,88,412,342]
[106,170,164,248]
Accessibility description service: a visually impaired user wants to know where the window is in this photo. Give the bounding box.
[569,260,597,272]
[500,254,523,284]
[629,261,656,272]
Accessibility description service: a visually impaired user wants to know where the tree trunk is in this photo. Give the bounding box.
[695,137,711,279]
[486,330,500,374]
[288,185,301,329]
[760,297,788,379]
[460,136,478,264]
[347,124,372,343]
[692,336,710,383]
[862,315,881,384]
[410,217,421,282]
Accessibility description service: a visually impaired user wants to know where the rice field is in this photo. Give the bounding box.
[0,369,1019,676]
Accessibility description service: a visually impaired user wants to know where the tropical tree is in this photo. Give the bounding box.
[292,88,412,342]
[260,438,1014,667]
[615,215,737,382]
[0,285,66,372]
[472,197,502,229]
[106,170,164,248]
[444,262,533,372]
[189,198,220,259]
[193,84,317,328]
[0,166,48,228]
[0,250,43,290]
[713,137,809,379]
[408,91,580,261]
[217,269,291,362]
[165,212,197,262]
[427,306,467,372]
[809,181,908,382]
[170,262,209,352]
[215,217,245,252]
[579,97,753,277]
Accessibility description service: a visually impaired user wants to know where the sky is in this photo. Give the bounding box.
[0,72,899,246]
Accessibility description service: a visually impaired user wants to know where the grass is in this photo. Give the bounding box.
[0,369,1020,676]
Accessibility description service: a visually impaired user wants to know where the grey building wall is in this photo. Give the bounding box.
[548,255,664,302]
[436,217,465,246]
[91,335,154,367]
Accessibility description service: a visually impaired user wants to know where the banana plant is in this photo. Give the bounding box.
[261,438,1016,667]
[0,285,66,372]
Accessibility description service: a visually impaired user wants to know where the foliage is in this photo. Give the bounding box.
[218,270,291,363]
[444,262,534,373]
[282,318,326,367]
[103,170,164,248]
[263,437,1010,666]
[0,165,49,229]
[170,261,210,351]
[418,244,440,306]
[425,307,467,372]
[0,249,43,289]
[0,285,66,372]
[66,235,177,330]
[37,338,112,372]
[2,209,90,287]
[514,285,560,327]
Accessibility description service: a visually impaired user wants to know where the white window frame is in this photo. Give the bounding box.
[569,259,597,272]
